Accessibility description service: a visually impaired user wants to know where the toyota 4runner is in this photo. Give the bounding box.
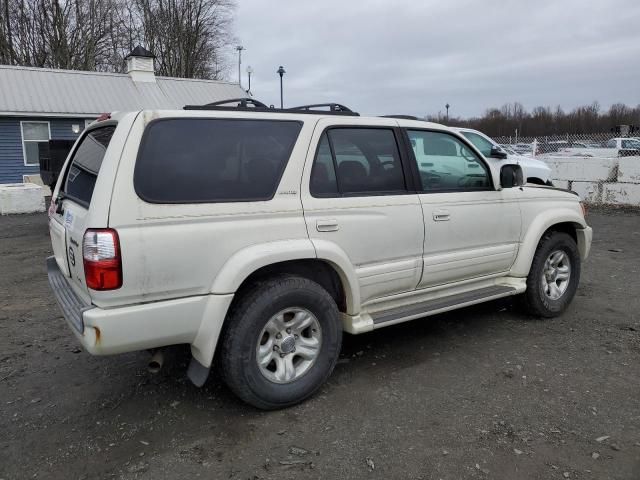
[47,100,592,409]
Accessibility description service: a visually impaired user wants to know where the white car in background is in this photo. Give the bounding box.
[605,137,640,156]
[452,127,553,185]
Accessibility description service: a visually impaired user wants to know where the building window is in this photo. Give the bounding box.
[21,121,51,166]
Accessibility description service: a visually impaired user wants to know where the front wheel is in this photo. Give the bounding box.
[520,231,581,318]
[219,276,342,410]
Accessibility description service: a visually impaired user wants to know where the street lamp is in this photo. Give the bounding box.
[445,103,450,123]
[235,45,245,87]
[277,65,286,109]
[246,65,253,93]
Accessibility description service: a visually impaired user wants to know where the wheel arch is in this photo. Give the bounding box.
[192,242,358,371]
[232,258,355,314]
[510,210,587,277]
[526,177,547,185]
[210,240,359,314]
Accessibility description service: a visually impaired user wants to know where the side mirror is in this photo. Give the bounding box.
[500,164,524,188]
[490,145,508,159]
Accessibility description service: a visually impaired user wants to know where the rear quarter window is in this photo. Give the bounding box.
[63,126,116,207]
[134,118,302,203]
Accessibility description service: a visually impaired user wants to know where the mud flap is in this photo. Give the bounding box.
[187,357,210,387]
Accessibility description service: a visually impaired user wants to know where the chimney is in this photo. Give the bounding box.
[125,45,156,83]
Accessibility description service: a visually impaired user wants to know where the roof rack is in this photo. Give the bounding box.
[183,98,360,116]
[380,114,420,120]
[184,97,269,110]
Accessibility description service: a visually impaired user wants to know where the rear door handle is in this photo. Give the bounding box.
[433,210,450,222]
[316,219,339,232]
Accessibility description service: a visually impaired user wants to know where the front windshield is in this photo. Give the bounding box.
[461,131,496,157]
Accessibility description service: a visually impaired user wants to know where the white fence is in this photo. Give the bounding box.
[494,132,640,206]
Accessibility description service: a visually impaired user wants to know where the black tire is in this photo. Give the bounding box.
[218,275,342,410]
[520,231,581,318]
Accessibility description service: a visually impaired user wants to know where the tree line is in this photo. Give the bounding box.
[427,102,640,137]
[0,0,235,79]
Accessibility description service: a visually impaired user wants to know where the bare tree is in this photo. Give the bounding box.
[0,0,235,79]
[132,0,234,79]
[428,101,640,137]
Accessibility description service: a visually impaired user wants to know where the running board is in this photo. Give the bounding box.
[371,285,516,326]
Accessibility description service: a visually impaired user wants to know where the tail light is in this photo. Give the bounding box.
[83,229,122,290]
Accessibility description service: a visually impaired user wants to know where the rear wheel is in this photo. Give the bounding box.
[219,276,342,410]
[520,231,580,317]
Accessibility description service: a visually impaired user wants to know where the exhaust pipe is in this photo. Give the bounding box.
[148,349,164,374]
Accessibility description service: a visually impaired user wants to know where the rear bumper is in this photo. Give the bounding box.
[46,256,233,357]
[47,256,91,333]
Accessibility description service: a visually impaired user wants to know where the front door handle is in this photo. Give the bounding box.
[433,210,450,222]
[316,219,339,232]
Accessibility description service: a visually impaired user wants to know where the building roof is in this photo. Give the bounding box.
[0,65,246,117]
[126,45,155,59]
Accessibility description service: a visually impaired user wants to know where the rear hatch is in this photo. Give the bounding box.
[49,125,117,299]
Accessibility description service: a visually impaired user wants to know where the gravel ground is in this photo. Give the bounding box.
[0,209,639,480]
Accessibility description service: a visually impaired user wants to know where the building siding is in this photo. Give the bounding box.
[0,116,91,183]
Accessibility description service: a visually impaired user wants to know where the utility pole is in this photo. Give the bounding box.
[246,66,253,94]
[235,45,244,87]
[277,66,286,109]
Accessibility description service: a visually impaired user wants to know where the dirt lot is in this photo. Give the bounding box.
[0,209,639,480]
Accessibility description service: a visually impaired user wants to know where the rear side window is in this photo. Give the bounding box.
[134,118,302,203]
[310,128,406,196]
[63,126,116,207]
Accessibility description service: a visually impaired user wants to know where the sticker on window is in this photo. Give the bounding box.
[64,210,74,229]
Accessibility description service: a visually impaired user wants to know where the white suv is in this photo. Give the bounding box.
[451,127,553,185]
[47,101,592,409]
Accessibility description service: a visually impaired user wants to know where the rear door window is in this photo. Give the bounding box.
[310,128,406,196]
[134,118,302,203]
[63,126,116,207]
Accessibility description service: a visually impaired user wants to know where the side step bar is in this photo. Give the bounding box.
[371,285,516,326]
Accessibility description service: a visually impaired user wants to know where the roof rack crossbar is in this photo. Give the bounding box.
[184,97,269,110]
[289,103,354,113]
[380,115,420,120]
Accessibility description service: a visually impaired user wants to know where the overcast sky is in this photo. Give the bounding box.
[234,0,640,118]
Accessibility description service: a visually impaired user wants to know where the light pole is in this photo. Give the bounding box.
[277,65,286,109]
[445,103,450,123]
[246,66,253,94]
[235,45,244,87]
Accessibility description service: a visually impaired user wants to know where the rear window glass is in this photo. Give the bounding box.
[63,126,116,207]
[134,118,302,203]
